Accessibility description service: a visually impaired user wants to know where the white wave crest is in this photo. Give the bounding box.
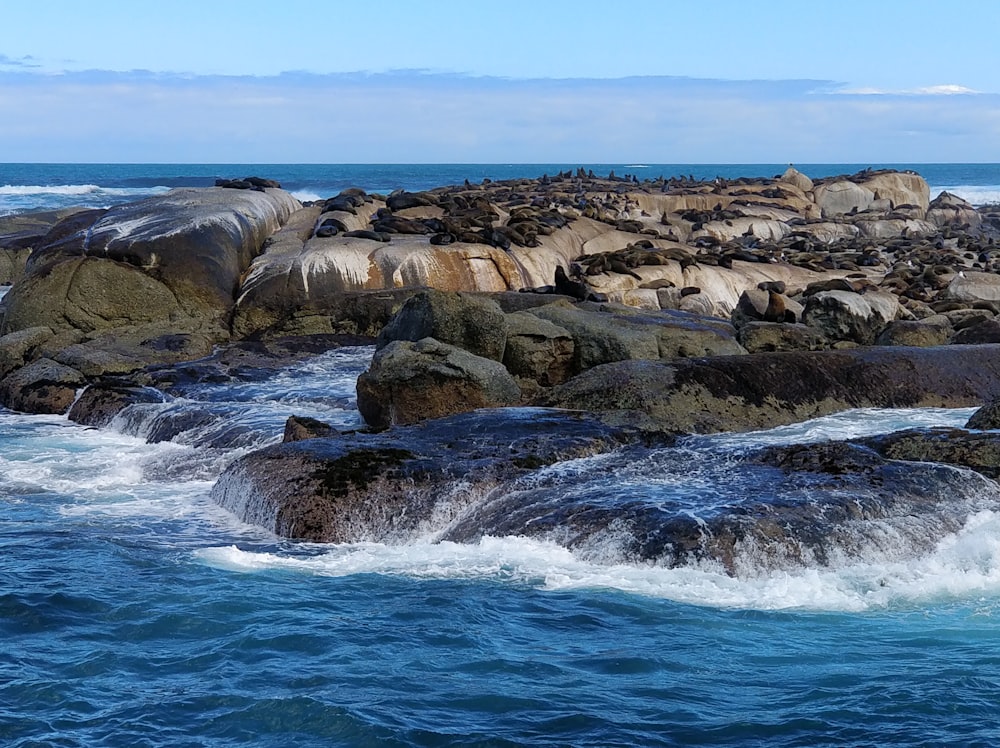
[930,185,1000,207]
[289,190,324,203]
[0,184,169,197]
[194,510,1000,614]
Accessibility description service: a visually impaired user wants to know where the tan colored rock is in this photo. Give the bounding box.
[813,180,876,218]
[927,191,982,230]
[860,171,930,213]
[778,166,814,193]
[854,218,936,240]
[942,271,1000,303]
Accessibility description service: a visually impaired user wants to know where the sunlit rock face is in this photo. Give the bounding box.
[2,187,300,340]
[235,170,939,337]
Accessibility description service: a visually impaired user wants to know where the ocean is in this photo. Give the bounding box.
[4,163,1000,747]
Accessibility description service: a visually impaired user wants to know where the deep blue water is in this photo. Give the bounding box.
[4,166,1000,745]
[2,162,1000,216]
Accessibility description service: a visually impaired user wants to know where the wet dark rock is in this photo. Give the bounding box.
[0,357,85,414]
[68,381,166,428]
[966,400,1000,430]
[211,408,645,542]
[283,415,338,442]
[537,344,1000,434]
[859,427,1000,480]
[951,319,1000,344]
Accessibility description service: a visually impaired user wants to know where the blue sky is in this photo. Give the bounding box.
[0,0,997,163]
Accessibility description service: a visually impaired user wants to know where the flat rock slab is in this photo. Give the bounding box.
[537,343,1000,434]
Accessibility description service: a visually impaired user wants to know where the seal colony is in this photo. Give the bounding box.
[6,167,1000,571]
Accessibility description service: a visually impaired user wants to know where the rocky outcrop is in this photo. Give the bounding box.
[527,301,746,373]
[0,208,88,284]
[209,407,999,573]
[536,344,1000,434]
[1,187,300,346]
[210,408,642,543]
[0,357,85,414]
[375,289,507,361]
[801,289,902,345]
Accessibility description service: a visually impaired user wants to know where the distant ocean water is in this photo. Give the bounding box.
[1,162,999,216]
[4,165,1000,746]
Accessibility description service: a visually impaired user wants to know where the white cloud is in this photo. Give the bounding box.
[836,83,981,96]
[0,70,996,163]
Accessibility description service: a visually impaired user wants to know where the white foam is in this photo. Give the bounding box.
[931,185,1000,207]
[0,184,169,197]
[698,406,976,452]
[195,509,1000,613]
[290,190,324,203]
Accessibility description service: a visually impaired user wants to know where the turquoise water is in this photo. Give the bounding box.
[4,165,1000,745]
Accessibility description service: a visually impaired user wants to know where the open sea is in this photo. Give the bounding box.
[4,163,1000,747]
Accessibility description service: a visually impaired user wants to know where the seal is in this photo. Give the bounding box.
[554,265,590,301]
[343,230,391,243]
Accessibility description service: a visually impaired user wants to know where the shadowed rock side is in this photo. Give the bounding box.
[0,187,301,412]
[536,344,1000,434]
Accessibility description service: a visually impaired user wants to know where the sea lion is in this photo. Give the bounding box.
[343,230,391,242]
[554,265,590,301]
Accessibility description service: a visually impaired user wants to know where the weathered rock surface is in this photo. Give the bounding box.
[209,406,999,574]
[375,289,507,361]
[527,301,746,373]
[536,345,1000,434]
[860,428,1000,480]
[802,289,901,345]
[2,188,300,343]
[356,338,521,429]
[0,357,85,414]
[736,321,827,353]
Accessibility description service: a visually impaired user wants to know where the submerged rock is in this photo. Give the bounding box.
[210,408,644,542]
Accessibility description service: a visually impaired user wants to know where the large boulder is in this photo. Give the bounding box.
[875,319,951,347]
[527,301,745,374]
[777,166,813,193]
[502,311,575,386]
[940,271,1000,304]
[0,326,54,379]
[813,180,876,218]
[356,338,521,429]
[802,289,901,345]
[0,357,85,414]
[209,407,998,573]
[375,289,507,361]
[927,191,981,229]
[1,188,300,343]
[737,321,827,353]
